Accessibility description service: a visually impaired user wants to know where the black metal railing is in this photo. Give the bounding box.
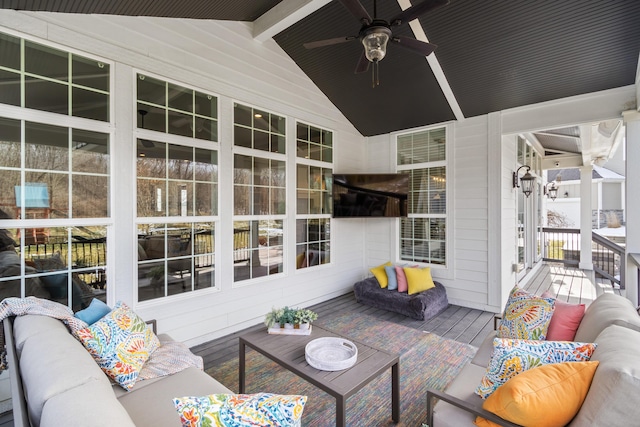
[592,232,625,289]
[541,227,625,289]
[542,227,580,266]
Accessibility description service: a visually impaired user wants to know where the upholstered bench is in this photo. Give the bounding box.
[353,276,448,321]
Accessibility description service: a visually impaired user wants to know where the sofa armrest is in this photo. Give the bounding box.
[145,319,157,335]
[426,388,521,427]
[3,317,30,427]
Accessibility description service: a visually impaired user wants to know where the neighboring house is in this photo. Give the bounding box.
[546,165,625,229]
[0,9,638,355]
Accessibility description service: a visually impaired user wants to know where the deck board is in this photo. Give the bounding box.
[193,262,624,372]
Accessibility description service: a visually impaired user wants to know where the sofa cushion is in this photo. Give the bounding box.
[541,291,585,341]
[470,330,496,368]
[433,363,486,427]
[173,393,307,427]
[496,286,555,341]
[574,293,640,343]
[74,301,161,390]
[569,325,640,427]
[475,361,598,427]
[395,266,409,292]
[404,266,436,295]
[75,298,111,325]
[385,265,398,290]
[117,366,232,427]
[370,262,392,288]
[476,338,597,399]
[19,326,111,426]
[13,315,69,355]
[40,378,136,427]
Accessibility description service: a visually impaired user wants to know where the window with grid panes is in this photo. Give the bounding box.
[397,127,447,265]
[135,75,219,301]
[0,32,110,121]
[295,122,332,269]
[233,103,286,282]
[136,73,218,141]
[0,31,111,310]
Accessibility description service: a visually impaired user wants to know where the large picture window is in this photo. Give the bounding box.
[0,118,110,310]
[136,74,218,301]
[397,127,447,265]
[233,103,286,282]
[295,122,332,269]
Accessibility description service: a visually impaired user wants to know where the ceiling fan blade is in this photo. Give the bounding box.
[390,0,449,26]
[339,0,372,25]
[303,36,356,49]
[391,36,437,56]
[354,51,370,74]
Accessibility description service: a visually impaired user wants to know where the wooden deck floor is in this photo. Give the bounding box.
[192,262,620,370]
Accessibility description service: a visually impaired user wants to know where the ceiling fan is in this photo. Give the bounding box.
[303,0,449,86]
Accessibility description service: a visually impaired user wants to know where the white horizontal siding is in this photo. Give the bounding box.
[0,10,368,346]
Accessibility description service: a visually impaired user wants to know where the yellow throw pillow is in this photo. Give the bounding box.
[404,267,435,295]
[370,262,393,288]
[474,361,599,427]
[296,252,305,269]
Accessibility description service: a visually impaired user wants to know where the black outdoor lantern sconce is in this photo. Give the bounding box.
[513,165,535,197]
[544,182,558,201]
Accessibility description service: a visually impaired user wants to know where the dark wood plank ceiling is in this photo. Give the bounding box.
[1,0,639,137]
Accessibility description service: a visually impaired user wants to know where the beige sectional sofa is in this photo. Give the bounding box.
[4,314,231,427]
[427,293,640,427]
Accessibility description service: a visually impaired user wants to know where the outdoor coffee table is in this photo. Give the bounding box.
[239,324,400,427]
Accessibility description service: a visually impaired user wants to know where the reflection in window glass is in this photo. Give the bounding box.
[296,122,332,162]
[233,103,286,154]
[0,121,110,221]
[1,226,108,311]
[137,140,218,218]
[296,219,330,269]
[234,154,285,216]
[137,222,215,301]
[136,74,218,142]
[0,32,110,121]
[233,220,283,281]
[295,121,333,270]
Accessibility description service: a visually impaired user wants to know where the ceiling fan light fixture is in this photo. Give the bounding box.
[361,26,391,62]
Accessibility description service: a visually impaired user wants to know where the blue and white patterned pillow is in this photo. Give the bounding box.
[74,301,161,390]
[497,286,555,340]
[173,393,307,427]
[475,338,597,399]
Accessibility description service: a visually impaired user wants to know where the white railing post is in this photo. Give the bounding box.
[623,110,640,306]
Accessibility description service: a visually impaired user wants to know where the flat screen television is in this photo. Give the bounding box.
[332,174,408,218]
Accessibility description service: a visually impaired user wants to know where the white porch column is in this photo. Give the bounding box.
[579,165,593,270]
[623,110,640,306]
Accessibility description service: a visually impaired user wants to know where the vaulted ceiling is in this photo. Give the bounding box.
[2,0,640,140]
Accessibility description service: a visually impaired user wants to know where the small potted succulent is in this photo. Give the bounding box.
[264,307,318,331]
[294,308,318,330]
[264,307,285,329]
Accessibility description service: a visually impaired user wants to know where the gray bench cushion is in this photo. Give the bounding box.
[40,378,136,427]
[574,293,640,342]
[432,363,486,427]
[117,366,232,427]
[19,325,112,425]
[13,315,69,355]
[353,276,448,320]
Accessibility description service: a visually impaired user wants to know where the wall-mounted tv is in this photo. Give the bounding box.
[332,174,408,218]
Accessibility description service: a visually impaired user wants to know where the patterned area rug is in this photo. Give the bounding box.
[207,312,477,426]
